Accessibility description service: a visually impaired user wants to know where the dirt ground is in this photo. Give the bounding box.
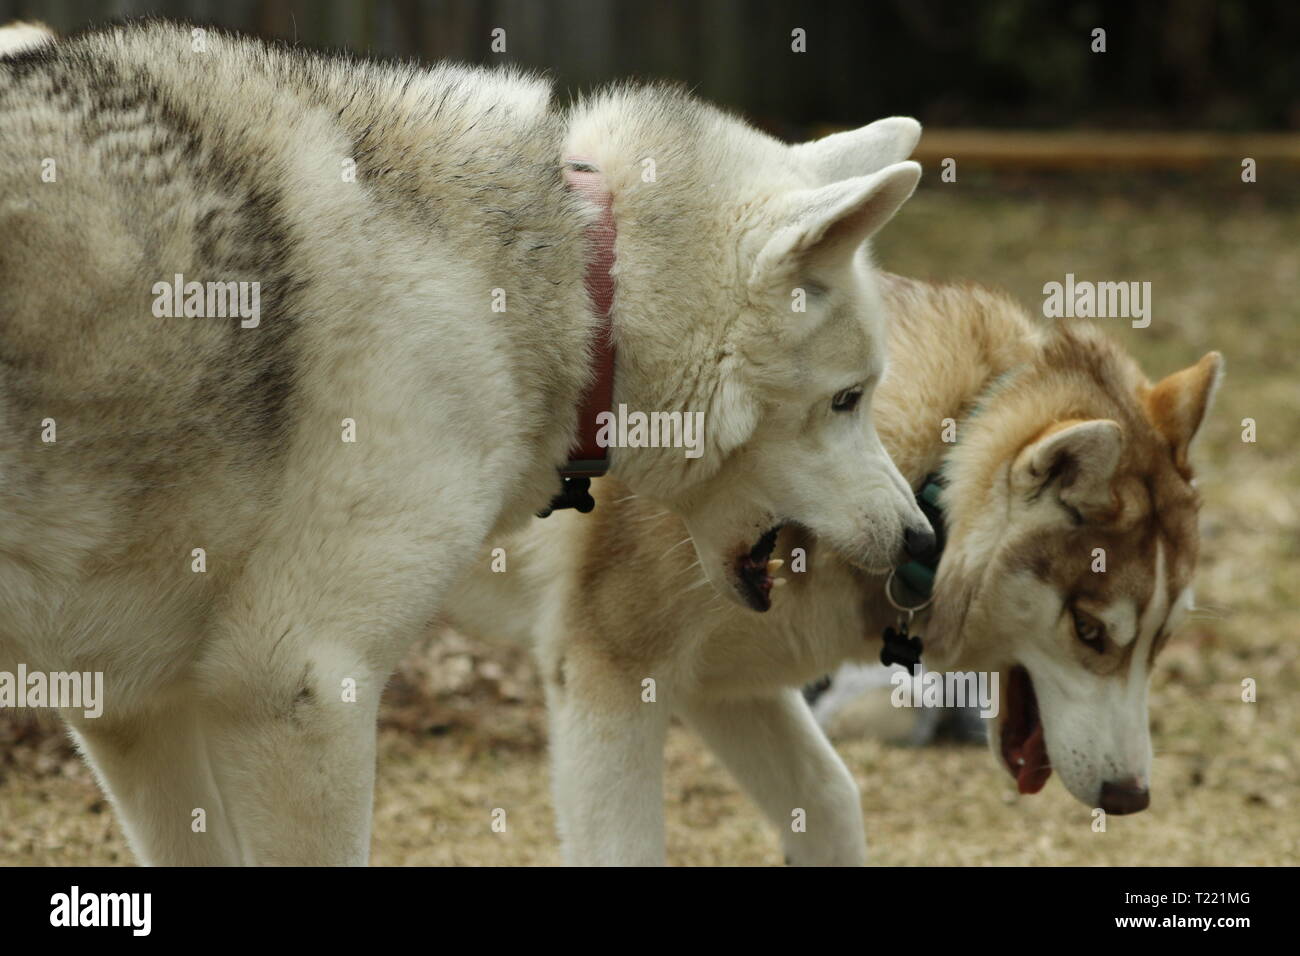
[2,170,1297,866]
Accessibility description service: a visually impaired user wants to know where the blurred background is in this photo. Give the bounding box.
[2,0,1298,131]
[1,1,1296,866]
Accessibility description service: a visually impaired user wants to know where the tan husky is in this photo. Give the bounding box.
[448,273,1222,865]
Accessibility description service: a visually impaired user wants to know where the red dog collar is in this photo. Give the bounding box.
[538,158,617,516]
[562,158,616,476]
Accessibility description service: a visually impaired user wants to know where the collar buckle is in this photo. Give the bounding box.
[878,472,946,669]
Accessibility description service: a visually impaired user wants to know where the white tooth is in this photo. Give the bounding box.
[772,577,788,587]
[766,558,784,573]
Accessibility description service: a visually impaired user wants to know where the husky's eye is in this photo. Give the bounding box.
[831,387,863,412]
[1071,607,1107,653]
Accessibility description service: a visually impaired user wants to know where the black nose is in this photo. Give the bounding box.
[903,524,937,562]
[1098,779,1150,815]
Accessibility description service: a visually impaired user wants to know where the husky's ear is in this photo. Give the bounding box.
[750,161,920,289]
[0,21,55,55]
[790,116,922,184]
[1011,419,1123,519]
[1143,351,1223,472]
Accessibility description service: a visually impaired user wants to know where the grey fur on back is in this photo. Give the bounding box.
[0,21,591,567]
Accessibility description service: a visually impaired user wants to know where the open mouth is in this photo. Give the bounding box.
[735,525,783,612]
[1001,666,1052,794]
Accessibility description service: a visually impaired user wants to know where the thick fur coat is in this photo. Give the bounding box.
[0,22,930,863]
[449,274,1222,865]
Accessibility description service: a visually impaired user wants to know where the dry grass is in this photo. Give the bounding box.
[2,171,1297,866]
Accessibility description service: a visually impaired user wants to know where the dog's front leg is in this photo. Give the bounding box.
[192,525,468,865]
[681,689,867,866]
[544,650,671,866]
[69,697,243,866]
[197,625,385,866]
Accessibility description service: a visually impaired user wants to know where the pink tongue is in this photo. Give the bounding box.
[1015,724,1052,794]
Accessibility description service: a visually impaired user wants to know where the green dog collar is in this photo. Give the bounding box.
[893,474,946,602]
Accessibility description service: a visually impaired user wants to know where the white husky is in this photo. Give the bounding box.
[0,21,930,864]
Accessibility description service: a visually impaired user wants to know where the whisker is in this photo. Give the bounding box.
[630,509,671,525]
[661,536,694,561]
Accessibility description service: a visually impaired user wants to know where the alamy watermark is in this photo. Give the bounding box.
[0,664,103,718]
[1042,273,1151,328]
[890,664,999,718]
[50,886,150,936]
[595,404,705,459]
[151,273,261,328]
